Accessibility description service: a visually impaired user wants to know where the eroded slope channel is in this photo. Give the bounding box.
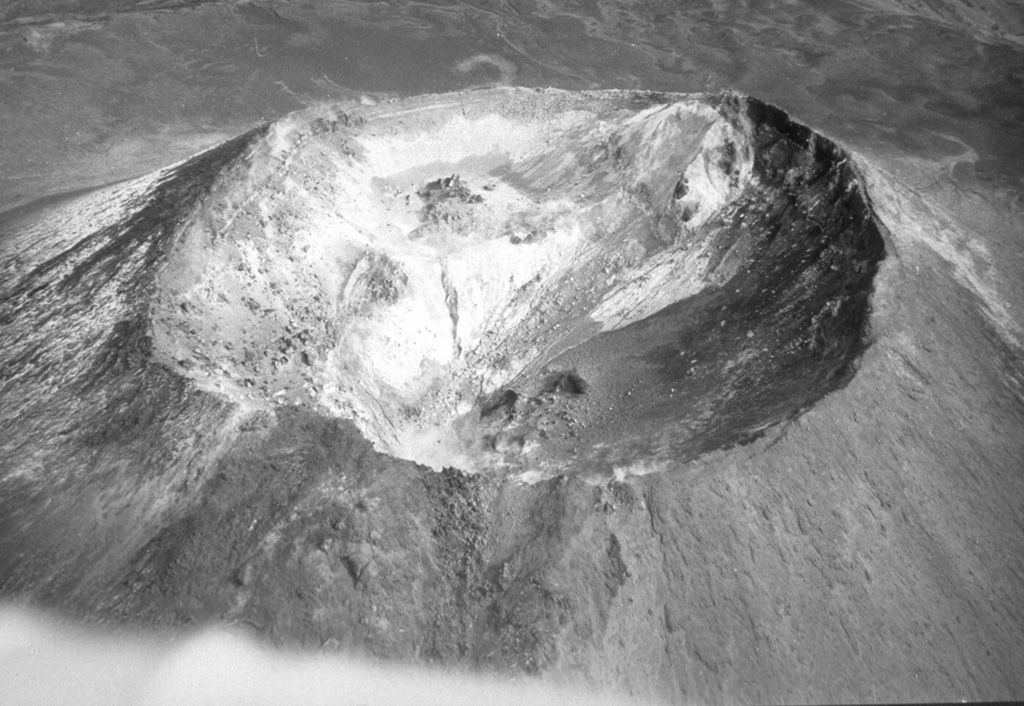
[148,89,884,479]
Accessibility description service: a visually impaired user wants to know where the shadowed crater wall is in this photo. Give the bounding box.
[470,97,886,478]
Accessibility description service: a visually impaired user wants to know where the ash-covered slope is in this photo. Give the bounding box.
[1,88,1022,705]
[0,127,267,598]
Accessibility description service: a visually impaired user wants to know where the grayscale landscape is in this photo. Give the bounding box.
[1,1,1022,704]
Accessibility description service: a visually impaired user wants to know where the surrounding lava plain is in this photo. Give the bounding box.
[1,2,1024,706]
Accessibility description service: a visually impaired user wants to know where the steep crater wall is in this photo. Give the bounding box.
[470,98,888,479]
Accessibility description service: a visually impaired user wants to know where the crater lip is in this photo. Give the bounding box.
[138,88,886,480]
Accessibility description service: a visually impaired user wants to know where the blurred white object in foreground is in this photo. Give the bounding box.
[0,605,654,706]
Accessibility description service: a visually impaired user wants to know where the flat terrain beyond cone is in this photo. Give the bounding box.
[1,88,1022,704]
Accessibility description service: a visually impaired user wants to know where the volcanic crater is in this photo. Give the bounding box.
[133,88,887,479]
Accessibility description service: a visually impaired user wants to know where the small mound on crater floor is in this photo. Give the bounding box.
[141,88,885,479]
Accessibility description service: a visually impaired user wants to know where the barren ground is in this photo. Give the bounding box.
[1,2,1023,705]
